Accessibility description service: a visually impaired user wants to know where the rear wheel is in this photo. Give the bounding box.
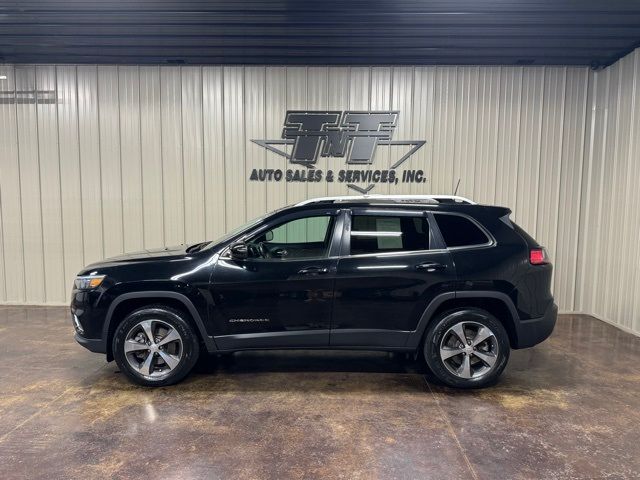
[423,308,510,389]
[113,305,200,387]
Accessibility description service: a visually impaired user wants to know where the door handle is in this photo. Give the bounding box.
[415,262,446,272]
[272,248,288,258]
[298,267,329,275]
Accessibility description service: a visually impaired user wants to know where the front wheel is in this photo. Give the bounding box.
[113,305,200,387]
[423,308,510,389]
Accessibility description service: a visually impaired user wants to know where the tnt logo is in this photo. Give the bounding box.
[282,111,398,166]
[252,109,425,171]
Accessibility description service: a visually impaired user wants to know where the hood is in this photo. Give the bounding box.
[85,244,190,268]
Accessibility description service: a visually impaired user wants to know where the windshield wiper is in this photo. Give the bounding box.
[186,241,210,254]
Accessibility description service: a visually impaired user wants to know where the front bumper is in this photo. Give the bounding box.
[74,332,106,353]
[71,294,108,355]
[513,302,558,349]
[71,287,109,341]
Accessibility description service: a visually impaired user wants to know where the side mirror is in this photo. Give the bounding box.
[229,242,248,260]
[264,230,274,242]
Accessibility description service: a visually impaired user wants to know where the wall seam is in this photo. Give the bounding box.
[34,66,46,303]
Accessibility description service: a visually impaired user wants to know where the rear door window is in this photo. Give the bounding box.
[350,215,430,255]
[434,214,490,248]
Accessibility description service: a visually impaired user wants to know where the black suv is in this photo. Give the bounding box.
[71,195,557,388]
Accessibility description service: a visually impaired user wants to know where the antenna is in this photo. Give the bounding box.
[453,178,461,196]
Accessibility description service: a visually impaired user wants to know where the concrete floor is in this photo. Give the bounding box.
[0,308,639,479]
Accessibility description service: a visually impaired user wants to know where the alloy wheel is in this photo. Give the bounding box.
[439,321,499,379]
[124,319,183,378]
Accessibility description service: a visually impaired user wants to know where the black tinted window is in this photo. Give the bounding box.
[350,215,430,255]
[248,215,334,259]
[435,214,489,247]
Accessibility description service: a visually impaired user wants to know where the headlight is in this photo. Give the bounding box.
[74,275,106,290]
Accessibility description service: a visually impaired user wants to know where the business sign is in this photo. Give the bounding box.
[251,110,426,194]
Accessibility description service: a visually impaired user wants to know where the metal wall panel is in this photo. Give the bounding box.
[576,49,640,334]
[201,66,226,241]
[263,67,287,212]
[494,67,523,210]
[14,66,45,303]
[473,67,501,205]
[431,67,458,196]
[0,65,23,303]
[181,66,206,243]
[57,65,85,301]
[97,66,124,259]
[410,67,435,196]
[77,66,105,265]
[160,66,184,246]
[0,58,637,335]
[222,67,246,231]
[285,67,309,206]
[554,69,589,309]
[307,66,329,200]
[139,66,164,250]
[118,66,144,254]
[326,67,350,198]
[36,66,65,302]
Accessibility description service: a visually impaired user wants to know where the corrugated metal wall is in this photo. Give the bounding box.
[0,56,637,334]
[575,49,640,334]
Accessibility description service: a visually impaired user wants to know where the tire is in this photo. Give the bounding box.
[423,308,510,389]
[113,305,200,387]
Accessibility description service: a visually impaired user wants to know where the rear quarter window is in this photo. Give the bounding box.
[435,214,490,248]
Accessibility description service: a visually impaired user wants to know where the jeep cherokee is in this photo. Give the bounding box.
[71,195,557,388]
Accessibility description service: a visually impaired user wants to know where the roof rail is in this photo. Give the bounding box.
[295,194,476,206]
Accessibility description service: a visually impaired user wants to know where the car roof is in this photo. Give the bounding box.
[295,195,475,206]
[275,195,511,219]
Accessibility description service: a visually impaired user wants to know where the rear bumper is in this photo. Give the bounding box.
[513,302,557,349]
[75,332,106,354]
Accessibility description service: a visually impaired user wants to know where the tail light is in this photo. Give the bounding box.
[529,248,549,265]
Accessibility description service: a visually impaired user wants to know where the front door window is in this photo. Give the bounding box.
[246,215,334,260]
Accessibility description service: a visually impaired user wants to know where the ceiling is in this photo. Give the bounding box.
[1,0,639,66]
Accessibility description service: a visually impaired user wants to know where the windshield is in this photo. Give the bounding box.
[199,207,286,251]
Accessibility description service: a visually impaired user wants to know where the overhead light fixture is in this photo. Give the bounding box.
[0,75,7,80]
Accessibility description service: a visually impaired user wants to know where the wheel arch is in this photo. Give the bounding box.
[103,291,216,361]
[407,291,520,349]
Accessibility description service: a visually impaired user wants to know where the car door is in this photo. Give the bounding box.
[330,208,457,347]
[210,209,344,350]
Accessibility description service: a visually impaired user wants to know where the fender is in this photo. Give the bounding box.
[102,291,217,352]
[405,290,520,348]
